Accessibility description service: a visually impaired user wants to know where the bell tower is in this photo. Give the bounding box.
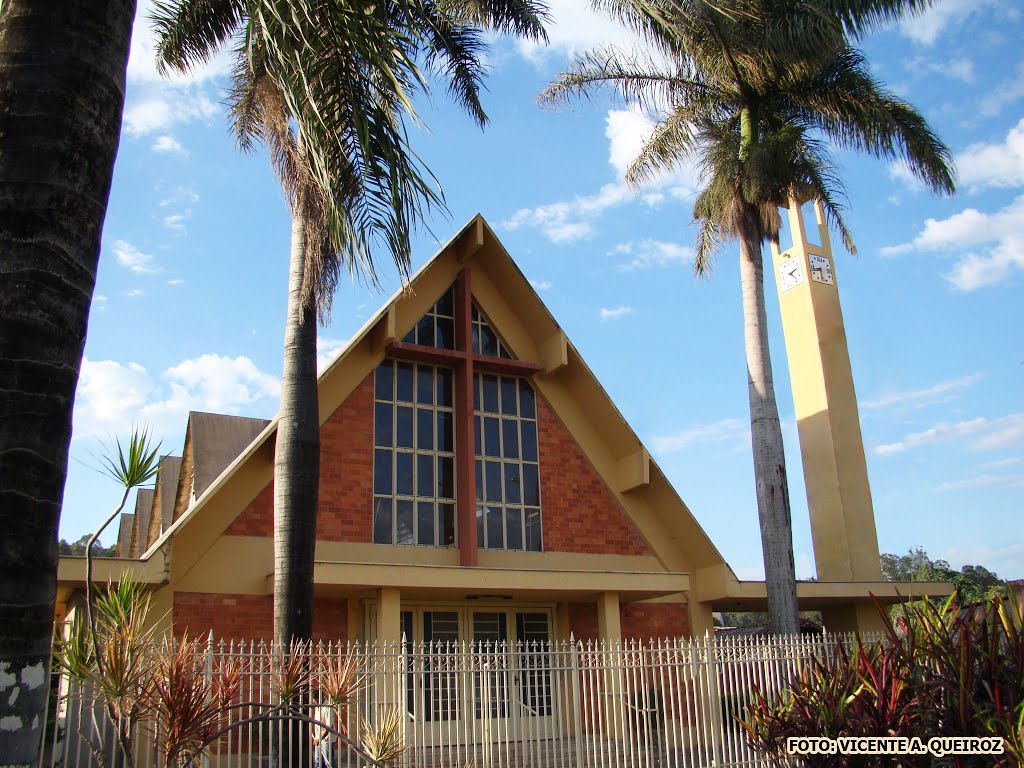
[770,198,884,632]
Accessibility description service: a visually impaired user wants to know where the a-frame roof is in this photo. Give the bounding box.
[145,215,736,591]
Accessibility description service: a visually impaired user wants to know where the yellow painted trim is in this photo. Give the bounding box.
[57,555,166,587]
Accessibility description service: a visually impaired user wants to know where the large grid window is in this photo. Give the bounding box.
[373,360,456,546]
[402,287,455,349]
[473,372,542,551]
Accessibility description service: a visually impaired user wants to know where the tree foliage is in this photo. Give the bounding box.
[881,546,1008,606]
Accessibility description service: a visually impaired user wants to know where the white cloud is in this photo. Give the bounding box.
[125,288,145,297]
[651,417,747,453]
[874,413,1024,456]
[937,473,1024,492]
[529,279,553,291]
[882,195,1024,290]
[317,336,349,373]
[980,457,1024,470]
[112,240,160,274]
[94,294,108,303]
[612,239,693,271]
[956,118,1024,191]
[937,543,1024,578]
[152,135,186,155]
[979,61,1024,118]
[860,373,981,410]
[898,0,993,45]
[123,91,219,137]
[598,305,635,321]
[515,0,639,62]
[503,182,634,243]
[502,109,700,244]
[74,354,280,442]
[904,55,975,83]
[167,279,185,286]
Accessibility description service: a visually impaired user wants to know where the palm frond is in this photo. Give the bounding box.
[150,0,247,75]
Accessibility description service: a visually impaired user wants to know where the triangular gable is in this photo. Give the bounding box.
[173,412,270,525]
[129,488,154,558]
[155,215,733,587]
[146,455,181,551]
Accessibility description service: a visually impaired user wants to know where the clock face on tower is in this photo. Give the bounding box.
[809,253,835,285]
[779,257,804,293]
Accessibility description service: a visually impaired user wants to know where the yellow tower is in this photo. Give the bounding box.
[770,198,884,633]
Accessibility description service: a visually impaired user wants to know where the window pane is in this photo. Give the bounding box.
[502,418,519,459]
[485,461,502,503]
[475,460,482,502]
[520,420,538,462]
[373,498,392,543]
[436,318,454,350]
[482,375,498,413]
[506,507,523,551]
[417,502,435,546]
[416,408,434,450]
[396,452,414,495]
[375,361,393,400]
[483,417,500,457]
[526,508,542,551]
[374,403,392,447]
[437,411,453,452]
[523,464,540,506]
[416,366,434,404]
[402,328,415,343]
[374,450,392,495]
[417,454,434,497]
[436,287,454,317]
[504,463,521,503]
[440,504,455,545]
[487,506,504,548]
[396,500,414,545]
[519,379,536,419]
[473,373,480,410]
[473,415,481,456]
[396,406,414,448]
[415,315,434,348]
[476,505,485,547]
[471,304,479,322]
[500,378,517,415]
[471,325,480,355]
[481,326,498,357]
[437,456,454,499]
[436,369,452,407]
[396,362,414,402]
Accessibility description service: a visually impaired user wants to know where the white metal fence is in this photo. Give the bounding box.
[46,632,871,768]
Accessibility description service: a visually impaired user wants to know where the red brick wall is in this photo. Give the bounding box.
[537,394,649,556]
[621,603,689,640]
[567,601,690,641]
[173,592,348,641]
[224,372,375,541]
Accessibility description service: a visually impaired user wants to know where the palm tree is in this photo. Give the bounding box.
[0,0,136,761]
[541,0,954,634]
[153,0,548,648]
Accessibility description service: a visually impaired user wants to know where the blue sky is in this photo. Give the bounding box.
[64,0,1024,581]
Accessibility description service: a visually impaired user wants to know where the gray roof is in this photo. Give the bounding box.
[145,455,181,551]
[187,412,271,500]
[117,513,134,558]
[129,488,154,558]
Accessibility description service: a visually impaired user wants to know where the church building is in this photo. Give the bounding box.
[56,214,944,649]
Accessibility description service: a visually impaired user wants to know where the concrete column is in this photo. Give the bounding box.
[596,591,621,642]
[596,593,623,740]
[822,603,886,634]
[375,588,402,717]
[687,601,715,638]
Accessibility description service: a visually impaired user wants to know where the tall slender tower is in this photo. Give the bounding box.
[770,198,884,632]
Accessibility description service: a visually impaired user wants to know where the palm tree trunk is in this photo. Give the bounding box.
[274,205,320,649]
[0,0,134,762]
[737,209,800,636]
